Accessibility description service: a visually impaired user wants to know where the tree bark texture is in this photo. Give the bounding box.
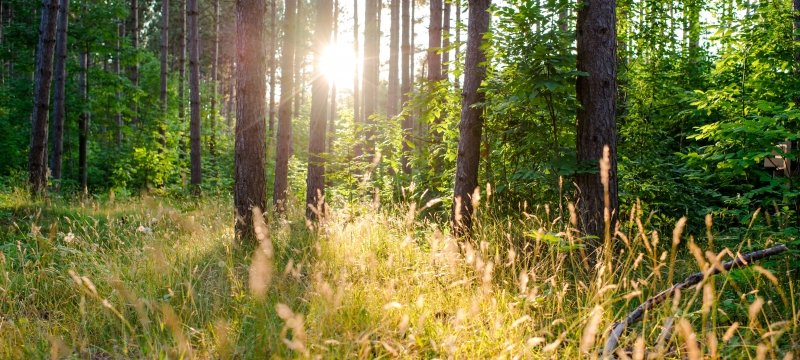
[78,49,89,194]
[268,0,278,146]
[352,0,362,158]
[210,0,219,156]
[188,0,201,188]
[306,0,333,220]
[129,0,139,124]
[28,0,60,196]
[574,0,619,251]
[387,0,400,118]
[234,0,268,241]
[274,0,297,210]
[442,1,450,77]
[451,0,490,236]
[115,21,124,145]
[328,0,339,158]
[428,0,442,83]
[362,0,380,153]
[51,0,68,181]
[160,0,169,148]
[178,0,186,122]
[400,0,412,174]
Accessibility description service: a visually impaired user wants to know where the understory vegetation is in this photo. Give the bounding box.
[1,185,797,358]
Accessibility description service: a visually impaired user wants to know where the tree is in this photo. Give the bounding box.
[115,20,123,145]
[328,0,339,157]
[362,0,380,153]
[428,0,442,84]
[51,0,69,183]
[234,0,268,241]
[451,0,490,236]
[574,0,619,252]
[306,0,333,220]
[28,0,61,196]
[352,0,361,158]
[442,0,450,77]
[274,0,297,210]
[178,0,186,123]
[188,0,201,189]
[210,0,219,156]
[160,0,169,148]
[400,0,412,174]
[78,48,89,194]
[268,0,278,146]
[129,0,139,124]
[387,0,400,118]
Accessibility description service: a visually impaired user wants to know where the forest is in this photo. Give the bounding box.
[0,0,799,358]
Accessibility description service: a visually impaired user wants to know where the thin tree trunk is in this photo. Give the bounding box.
[400,0,412,174]
[160,0,169,148]
[78,48,89,194]
[387,0,400,118]
[234,0,268,242]
[188,0,201,189]
[115,21,124,146]
[130,0,139,124]
[268,0,278,147]
[293,0,303,118]
[362,0,380,153]
[352,0,361,159]
[51,0,69,182]
[328,0,339,157]
[178,0,186,123]
[428,0,442,84]
[28,0,60,196]
[274,0,297,210]
[306,0,333,220]
[454,0,461,88]
[574,0,619,253]
[451,0,490,236]
[210,0,219,157]
[442,1,450,78]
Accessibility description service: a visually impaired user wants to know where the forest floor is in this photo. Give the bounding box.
[0,187,798,359]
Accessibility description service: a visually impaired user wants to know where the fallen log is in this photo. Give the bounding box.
[602,244,790,359]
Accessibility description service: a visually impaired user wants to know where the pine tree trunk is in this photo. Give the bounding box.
[400,0,412,174]
[51,0,69,182]
[78,48,89,194]
[178,0,186,123]
[451,0,490,237]
[352,0,361,158]
[130,0,139,124]
[160,0,169,148]
[574,0,619,253]
[188,0,201,189]
[293,0,303,118]
[454,0,461,88]
[362,0,380,154]
[28,0,60,196]
[234,0,268,242]
[306,0,333,220]
[328,0,339,158]
[268,0,278,147]
[442,1,450,78]
[210,0,219,157]
[274,0,297,210]
[115,21,124,146]
[387,0,400,118]
[428,0,442,84]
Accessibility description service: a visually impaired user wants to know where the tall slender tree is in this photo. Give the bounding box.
[78,48,89,194]
[130,0,139,124]
[210,0,219,156]
[328,0,339,157]
[428,0,442,84]
[574,0,619,252]
[352,0,361,158]
[28,0,60,196]
[159,0,169,148]
[400,0,412,174]
[362,0,380,153]
[454,0,461,88]
[51,0,69,183]
[306,0,333,220]
[234,0,268,241]
[115,21,124,145]
[178,0,186,123]
[387,0,400,117]
[188,0,201,189]
[451,0,490,236]
[274,0,297,210]
[442,0,450,78]
[268,0,278,145]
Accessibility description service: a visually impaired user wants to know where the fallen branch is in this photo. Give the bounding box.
[602,244,789,359]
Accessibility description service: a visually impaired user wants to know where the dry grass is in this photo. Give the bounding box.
[0,187,797,359]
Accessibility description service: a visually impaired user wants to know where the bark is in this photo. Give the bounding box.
[235,0,268,242]
[442,1,450,78]
[293,0,304,117]
[387,0,400,118]
[352,0,361,158]
[130,0,139,124]
[362,0,380,153]
[189,0,201,189]
[451,0,490,236]
[428,0,442,84]
[268,0,278,146]
[210,0,219,156]
[306,0,333,220]
[400,0,412,174]
[51,0,69,182]
[574,0,619,253]
[328,0,339,158]
[454,0,461,88]
[115,21,124,146]
[78,49,89,194]
[28,0,60,196]
[160,0,169,149]
[178,0,186,123]
[274,0,297,210]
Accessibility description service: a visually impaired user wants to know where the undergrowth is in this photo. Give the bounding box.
[0,187,797,359]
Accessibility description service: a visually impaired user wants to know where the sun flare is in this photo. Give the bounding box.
[319,43,357,90]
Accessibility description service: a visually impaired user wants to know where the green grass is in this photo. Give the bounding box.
[0,188,797,359]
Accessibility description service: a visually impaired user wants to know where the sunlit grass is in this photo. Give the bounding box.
[0,187,797,358]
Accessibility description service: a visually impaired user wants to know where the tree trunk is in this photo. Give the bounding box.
[268,0,278,147]
[328,0,339,158]
[387,0,400,118]
[178,0,186,123]
[78,48,89,194]
[293,0,304,117]
[160,0,169,149]
[51,0,69,183]
[352,0,361,158]
[130,0,139,124]
[188,0,201,189]
[442,1,450,78]
[274,0,297,210]
[28,0,60,196]
[454,0,461,88]
[400,0,412,174]
[428,0,442,84]
[574,0,619,253]
[451,0,490,237]
[115,21,124,146]
[210,0,219,157]
[234,0,268,241]
[306,0,333,220]
[362,0,380,153]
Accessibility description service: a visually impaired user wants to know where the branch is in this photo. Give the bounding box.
[602,244,789,359]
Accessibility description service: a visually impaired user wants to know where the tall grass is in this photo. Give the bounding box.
[0,187,796,358]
